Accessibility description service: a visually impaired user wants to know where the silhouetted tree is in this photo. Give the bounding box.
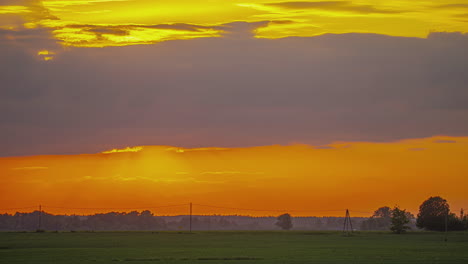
[373,206,392,218]
[416,196,466,231]
[405,211,415,221]
[0,212,370,231]
[390,207,410,234]
[460,209,468,230]
[417,196,450,231]
[276,213,292,230]
[360,206,392,230]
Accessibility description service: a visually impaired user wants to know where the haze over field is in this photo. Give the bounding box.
[1,0,468,215]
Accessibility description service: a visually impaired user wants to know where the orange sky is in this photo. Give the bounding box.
[1,136,467,217]
[2,1,468,219]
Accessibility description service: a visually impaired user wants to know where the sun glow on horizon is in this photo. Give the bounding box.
[1,136,467,216]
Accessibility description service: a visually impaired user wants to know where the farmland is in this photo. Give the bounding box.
[1,231,467,264]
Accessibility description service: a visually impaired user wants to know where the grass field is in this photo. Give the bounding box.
[1,231,467,264]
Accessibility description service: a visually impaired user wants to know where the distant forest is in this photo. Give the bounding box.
[2,196,465,232]
[0,211,379,231]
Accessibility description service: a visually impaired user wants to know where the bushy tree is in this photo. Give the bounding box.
[416,196,466,231]
[390,207,410,234]
[276,213,292,230]
[360,206,392,230]
[460,209,468,230]
[417,196,449,231]
[373,206,393,218]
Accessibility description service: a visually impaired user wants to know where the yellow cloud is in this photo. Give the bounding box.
[42,0,132,8]
[0,6,31,14]
[37,50,55,55]
[2,0,468,47]
[102,146,144,154]
[44,22,223,47]
[36,50,56,61]
[200,171,265,175]
[262,1,406,14]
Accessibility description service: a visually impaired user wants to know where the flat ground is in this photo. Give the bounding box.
[0,231,467,264]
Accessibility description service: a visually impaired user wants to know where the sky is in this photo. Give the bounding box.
[1,0,468,216]
[1,136,468,216]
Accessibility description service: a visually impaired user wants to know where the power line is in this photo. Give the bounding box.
[189,202,192,233]
[349,211,373,214]
[0,206,38,210]
[42,204,189,210]
[0,203,373,216]
[38,205,42,230]
[193,203,348,213]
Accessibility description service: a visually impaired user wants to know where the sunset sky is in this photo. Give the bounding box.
[1,0,468,216]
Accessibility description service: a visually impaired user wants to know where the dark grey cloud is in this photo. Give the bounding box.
[433,140,457,144]
[0,0,59,48]
[86,27,129,36]
[0,0,27,4]
[265,1,405,14]
[217,21,270,38]
[67,23,217,36]
[438,4,468,9]
[454,13,468,17]
[314,146,334,150]
[1,23,468,157]
[0,27,56,45]
[51,23,225,46]
[0,0,58,21]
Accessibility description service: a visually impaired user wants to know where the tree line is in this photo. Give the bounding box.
[0,212,366,232]
[274,196,467,233]
[0,196,465,232]
[354,196,466,233]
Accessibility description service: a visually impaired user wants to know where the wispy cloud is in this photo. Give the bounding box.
[263,1,406,14]
[433,140,457,144]
[201,171,265,175]
[102,146,143,154]
[0,5,31,14]
[12,166,48,170]
[42,0,132,8]
[2,0,467,48]
[49,22,223,47]
[437,4,468,9]
[314,146,334,150]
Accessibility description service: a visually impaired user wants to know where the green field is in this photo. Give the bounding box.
[1,231,467,264]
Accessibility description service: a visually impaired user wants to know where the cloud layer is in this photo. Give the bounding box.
[1,0,468,47]
[1,23,468,156]
[264,1,405,14]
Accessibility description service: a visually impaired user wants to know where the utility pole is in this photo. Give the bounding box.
[38,205,42,230]
[343,209,353,236]
[20,213,24,231]
[444,209,448,242]
[189,203,192,233]
[14,213,19,231]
